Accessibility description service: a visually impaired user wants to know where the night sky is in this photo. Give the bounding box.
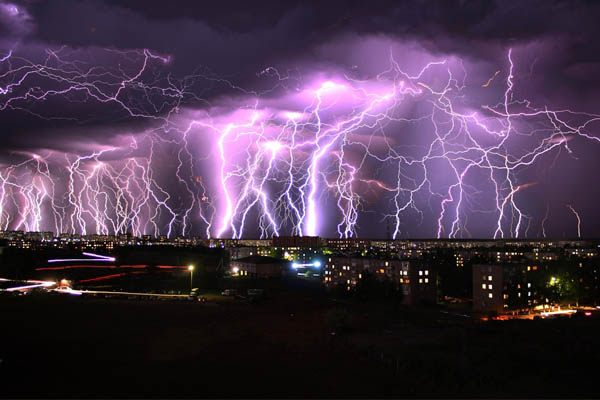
[1,0,600,239]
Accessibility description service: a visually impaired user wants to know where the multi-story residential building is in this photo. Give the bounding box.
[230,255,288,278]
[228,246,270,260]
[524,248,560,262]
[325,238,371,253]
[210,238,271,248]
[272,236,321,249]
[578,261,600,304]
[370,240,395,253]
[473,263,554,314]
[237,239,271,247]
[566,248,599,258]
[323,256,436,305]
[454,251,468,268]
[271,236,321,264]
[492,250,527,263]
[472,264,506,313]
[398,249,424,259]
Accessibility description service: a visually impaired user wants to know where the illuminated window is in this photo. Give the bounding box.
[488,276,492,281]
[419,270,423,276]
[527,283,531,288]
[424,278,429,283]
[419,279,423,284]
[358,274,362,279]
[527,266,531,271]
[503,294,508,299]
[489,284,493,290]
[488,293,493,298]
[425,270,429,275]
[528,292,531,296]
[482,283,487,289]
[483,275,486,281]
[385,261,389,267]
[379,269,385,274]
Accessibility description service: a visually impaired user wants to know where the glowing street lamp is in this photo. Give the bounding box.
[188,265,194,291]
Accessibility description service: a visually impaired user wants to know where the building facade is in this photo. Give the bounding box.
[323,256,436,305]
[230,256,288,278]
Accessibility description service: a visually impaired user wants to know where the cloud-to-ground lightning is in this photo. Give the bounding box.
[566,204,582,238]
[0,41,599,239]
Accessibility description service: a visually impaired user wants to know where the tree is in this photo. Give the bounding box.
[354,271,403,304]
[268,248,284,259]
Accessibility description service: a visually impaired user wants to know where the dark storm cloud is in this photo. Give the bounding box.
[1,0,600,237]
[8,0,599,107]
[3,0,599,143]
[20,1,600,56]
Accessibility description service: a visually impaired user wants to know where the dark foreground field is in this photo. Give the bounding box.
[1,292,599,398]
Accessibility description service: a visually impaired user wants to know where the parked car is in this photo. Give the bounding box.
[221,289,238,296]
[188,288,207,302]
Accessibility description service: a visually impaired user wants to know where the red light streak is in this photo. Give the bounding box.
[78,273,127,283]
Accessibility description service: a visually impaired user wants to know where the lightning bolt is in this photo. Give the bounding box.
[0,43,598,240]
[566,204,581,238]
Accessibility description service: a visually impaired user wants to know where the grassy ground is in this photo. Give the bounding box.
[1,291,599,398]
[0,292,391,398]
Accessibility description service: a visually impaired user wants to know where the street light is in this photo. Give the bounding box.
[188,265,194,292]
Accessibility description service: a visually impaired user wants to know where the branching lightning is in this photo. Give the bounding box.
[0,42,599,239]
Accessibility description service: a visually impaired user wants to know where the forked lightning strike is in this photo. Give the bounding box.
[0,45,598,239]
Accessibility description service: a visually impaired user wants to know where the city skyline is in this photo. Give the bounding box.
[1,1,600,239]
